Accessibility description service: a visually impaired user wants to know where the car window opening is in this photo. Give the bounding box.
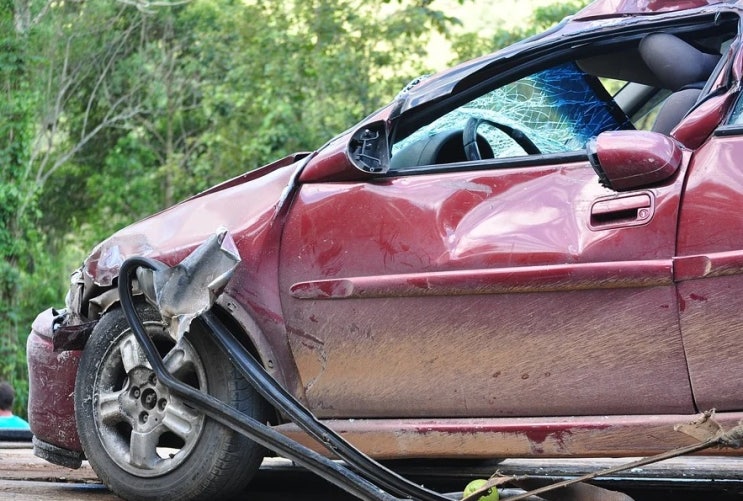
[389,19,738,173]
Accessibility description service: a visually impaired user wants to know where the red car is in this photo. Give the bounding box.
[26,0,743,499]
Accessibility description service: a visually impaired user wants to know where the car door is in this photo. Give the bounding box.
[278,60,694,420]
[675,41,743,412]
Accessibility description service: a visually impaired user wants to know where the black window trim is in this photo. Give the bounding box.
[383,150,589,178]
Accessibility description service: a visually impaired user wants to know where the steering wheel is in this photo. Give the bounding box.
[463,117,541,161]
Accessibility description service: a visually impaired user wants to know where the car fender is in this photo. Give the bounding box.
[64,157,310,401]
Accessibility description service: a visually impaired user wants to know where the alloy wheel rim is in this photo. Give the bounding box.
[93,325,207,477]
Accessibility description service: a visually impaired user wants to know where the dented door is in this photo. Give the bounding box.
[278,159,694,418]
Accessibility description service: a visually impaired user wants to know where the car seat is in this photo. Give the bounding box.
[638,33,721,134]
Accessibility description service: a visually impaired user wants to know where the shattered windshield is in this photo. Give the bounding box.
[392,62,632,160]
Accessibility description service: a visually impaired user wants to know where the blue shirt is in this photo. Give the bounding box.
[0,414,30,430]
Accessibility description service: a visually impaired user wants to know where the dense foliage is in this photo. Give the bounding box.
[1,0,586,417]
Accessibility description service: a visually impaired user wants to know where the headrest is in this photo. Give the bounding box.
[639,33,721,91]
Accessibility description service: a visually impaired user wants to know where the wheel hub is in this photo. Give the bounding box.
[119,369,171,434]
[94,331,207,477]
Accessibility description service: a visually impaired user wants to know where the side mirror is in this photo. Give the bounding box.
[587,131,683,191]
[348,121,390,174]
[300,120,390,183]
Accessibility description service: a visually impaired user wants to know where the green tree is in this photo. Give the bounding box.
[186,0,463,190]
[0,0,39,415]
[450,0,590,62]
[38,0,464,245]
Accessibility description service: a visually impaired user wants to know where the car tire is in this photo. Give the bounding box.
[75,303,268,501]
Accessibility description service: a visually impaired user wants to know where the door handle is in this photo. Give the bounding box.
[590,193,653,229]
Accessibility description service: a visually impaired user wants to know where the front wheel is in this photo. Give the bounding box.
[75,304,268,501]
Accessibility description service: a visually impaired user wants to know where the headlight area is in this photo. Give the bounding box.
[27,307,85,466]
[26,267,109,468]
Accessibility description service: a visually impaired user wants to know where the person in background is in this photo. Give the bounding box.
[0,381,30,429]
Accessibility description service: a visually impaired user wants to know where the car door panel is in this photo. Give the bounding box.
[279,159,693,418]
[676,134,743,411]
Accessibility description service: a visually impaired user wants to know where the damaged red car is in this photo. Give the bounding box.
[26,0,743,499]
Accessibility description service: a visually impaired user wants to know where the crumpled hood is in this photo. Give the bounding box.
[83,156,305,287]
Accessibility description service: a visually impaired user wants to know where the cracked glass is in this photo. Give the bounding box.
[393,62,631,161]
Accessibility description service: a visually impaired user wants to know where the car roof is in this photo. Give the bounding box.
[573,0,731,20]
[393,0,740,115]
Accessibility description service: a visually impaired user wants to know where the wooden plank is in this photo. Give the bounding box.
[0,445,97,483]
[388,455,743,490]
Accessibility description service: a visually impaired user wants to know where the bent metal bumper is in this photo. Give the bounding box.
[26,308,84,467]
